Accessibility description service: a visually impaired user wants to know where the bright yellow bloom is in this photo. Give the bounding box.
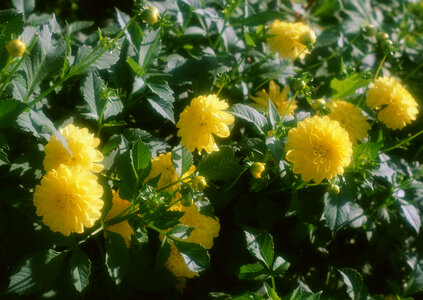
[6,39,26,57]
[366,76,418,129]
[105,191,134,248]
[328,100,371,144]
[267,21,316,60]
[33,164,104,236]
[250,162,266,179]
[286,116,352,184]
[44,124,104,173]
[251,80,296,116]
[143,152,195,193]
[176,95,235,154]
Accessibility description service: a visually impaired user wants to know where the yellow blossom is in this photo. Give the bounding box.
[43,124,104,173]
[267,21,316,60]
[328,100,371,144]
[33,164,104,236]
[251,80,296,116]
[250,162,266,179]
[366,76,418,129]
[176,95,235,154]
[286,116,352,184]
[105,191,134,248]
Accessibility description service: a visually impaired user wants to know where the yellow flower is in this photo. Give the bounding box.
[176,95,235,154]
[44,124,104,173]
[251,80,296,116]
[6,39,26,57]
[250,162,266,179]
[33,164,104,236]
[366,76,419,129]
[327,100,371,144]
[105,191,134,248]
[286,116,352,184]
[143,152,195,192]
[267,21,316,60]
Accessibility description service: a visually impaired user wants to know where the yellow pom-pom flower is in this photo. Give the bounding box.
[366,76,419,129]
[267,21,316,60]
[285,116,352,184]
[105,191,134,248]
[43,124,104,173]
[33,164,104,236]
[176,95,235,154]
[251,80,296,116]
[327,100,371,144]
[6,39,26,57]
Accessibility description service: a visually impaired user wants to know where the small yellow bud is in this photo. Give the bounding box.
[293,79,306,92]
[327,183,340,194]
[145,6,159,24]
[300,30,316,46]
[6,39,26,57]
[180,197,193,207]
[192,176,207,191]
[250,162,266,179]
[312,98,326,110]
[267,130,276,137]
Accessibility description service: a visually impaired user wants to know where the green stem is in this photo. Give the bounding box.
[271,276,276,290]
[0,35,39,98]
[280,90,299,124]
[383,129,423,152]
[76,225,104,247]
[139,29,161,76]
[156,176,193,193]
[373,53,387,81]
[148,223,167,236]
[222,168,247,193]
[27,16,137,107]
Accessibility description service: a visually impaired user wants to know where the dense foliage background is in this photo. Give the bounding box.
[1,0,423,299]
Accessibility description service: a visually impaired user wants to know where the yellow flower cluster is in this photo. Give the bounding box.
[268,21,316,60]
[33,124,104,236]
[251,80,296,116]
[105,191,134,248]
[366,76,418,130]
[286,116,352,184]
[176,95,234,154]
[327,100,371,144]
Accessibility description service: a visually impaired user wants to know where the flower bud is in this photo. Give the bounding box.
[312,98,326,110]
[6,39,26,57]
[382,39,394,53]
[376,32,389,42]
[180,197,193,207]
[300,30,316,46]
[362,24,376,37]
[293,79,306,92]
[250,162,266,179]
[144,6,159,24]
[327,183,340,194]
[192,176,207,191]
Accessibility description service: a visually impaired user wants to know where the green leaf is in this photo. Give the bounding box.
[231,11,287,26]
[147,210,185,230]
[115,9,143,52]
[238,263,270,281]
[171,145,193,178]
[399,200,421,234]
[167,225,194,239]
[138,29,161,71]
[272,256,290,275]
[130,140,151,177]
[105,232,129,286]
[404,265,423,296]
[71,44,120,74]
[12,0,35,19]
[6,249,65,295]
[230,104,268,135]
[117,150,137,200]
[70,248,91,293]
[244,227,274,269]
[330,73,371,99]
[156,236,171,267]
[0,9,24,69]
[338,268,368,300]
[288,285,323,300]
[0,148,9,166]
[81,73,104,121]
[126,56,143,76]
[172,239,211,273]
[197,146,242,182]
[268,100,281,128]
[67,21,94,35]
[147,94,175,123]
[148,79,174,104]
[0,99,26,129]
[244,32,256,47]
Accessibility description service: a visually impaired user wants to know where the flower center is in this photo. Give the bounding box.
[312,144,329,164]
[57,193,75,209]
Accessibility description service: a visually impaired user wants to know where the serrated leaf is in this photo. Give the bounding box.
[197,146,242,182]
[115,9,143,52]
[230,104,268,135]
[81,73,104,121]
[130,140,151,176]
[171,145,193,178]
[268,100,280,128]
[12,0,35,19]
[126,56,143,76]
[244,227,274,269]
[289,285,323,300]
[148,79,175,104]
[71,44,120,74]
[167,225,194,239]
[67,21,94,35]
[147,94,175,123]
[6,249,64,295]
[404,265,423,296]
[330,73,371,99]
[399,201,421,234]
[147,210,185,230]
[70,248,91,293]
[172,239,211,273]
[339,268,368,300]
[105,232,129,286]
[138,29,161,71]
[0,99,26,129]
[272,256,290,275]
[238,263,269,281]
